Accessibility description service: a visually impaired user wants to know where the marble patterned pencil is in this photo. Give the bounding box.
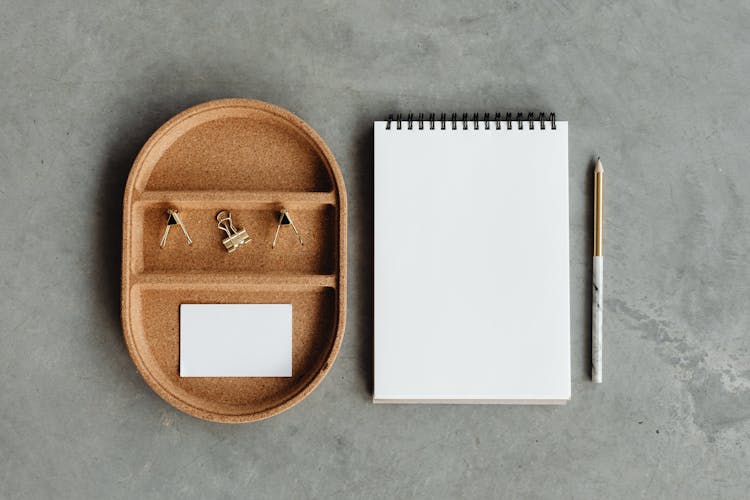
[592,158,604,383]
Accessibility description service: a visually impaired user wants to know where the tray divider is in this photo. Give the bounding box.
[131,272,337,289]
[135,190,336,208]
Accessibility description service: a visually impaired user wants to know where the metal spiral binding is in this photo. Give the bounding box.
[386,112,556,130]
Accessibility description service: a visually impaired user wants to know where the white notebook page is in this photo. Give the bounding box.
[374,120,570,402]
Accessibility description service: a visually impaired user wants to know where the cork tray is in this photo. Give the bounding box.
[121,99,347,423]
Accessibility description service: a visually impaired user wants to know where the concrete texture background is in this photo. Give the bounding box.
[1,1,749,498]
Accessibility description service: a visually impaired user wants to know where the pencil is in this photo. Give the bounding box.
[592,158,604,383]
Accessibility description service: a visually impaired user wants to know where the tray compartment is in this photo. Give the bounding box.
[144,116,333,192]
[134,203,337,275]
[129,285,337,417]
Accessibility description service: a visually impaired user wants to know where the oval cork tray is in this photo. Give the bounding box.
[121,99,346,423]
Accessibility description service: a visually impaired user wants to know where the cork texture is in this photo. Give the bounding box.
[121,99,347,423]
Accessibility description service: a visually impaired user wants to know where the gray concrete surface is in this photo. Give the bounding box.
[1,1,749,498]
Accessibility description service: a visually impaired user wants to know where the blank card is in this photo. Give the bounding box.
[179,304,292,377]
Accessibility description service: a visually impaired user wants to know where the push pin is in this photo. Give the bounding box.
[160,209,192,248]
[216,210,250,253]
[272,209,303,248]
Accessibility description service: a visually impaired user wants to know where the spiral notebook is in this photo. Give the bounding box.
[374,113,570,404]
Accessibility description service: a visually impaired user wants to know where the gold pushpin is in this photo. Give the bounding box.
[272,209,303,248]
[159,209,192,248]
[216,210,250,253]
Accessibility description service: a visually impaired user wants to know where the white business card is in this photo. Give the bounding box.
[179,304,292,377]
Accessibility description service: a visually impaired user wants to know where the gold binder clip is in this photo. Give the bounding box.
[159,209,192,248]
[272,209,303,248]
[216,210,250,253]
